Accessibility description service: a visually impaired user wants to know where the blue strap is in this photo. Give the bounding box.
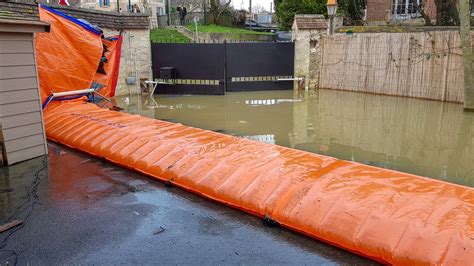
[40,4,102,35]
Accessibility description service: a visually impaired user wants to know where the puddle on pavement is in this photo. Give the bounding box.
[115,89,474,187]
[0,144,374,265]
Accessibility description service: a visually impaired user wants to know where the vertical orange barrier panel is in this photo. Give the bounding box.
[35,5,103,103]
[93,36,123,97]
[43,102,474,265]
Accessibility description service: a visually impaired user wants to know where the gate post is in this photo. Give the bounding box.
[223,40,227,93]
[292,15,328,90]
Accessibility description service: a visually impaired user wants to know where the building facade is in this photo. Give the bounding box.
[366,0,474,24]
[39,0,166,26]
[366,0,437,24]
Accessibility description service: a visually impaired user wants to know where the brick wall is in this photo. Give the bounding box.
[366,0,392,21]
[366,0,438,22]
[425,0,437,20]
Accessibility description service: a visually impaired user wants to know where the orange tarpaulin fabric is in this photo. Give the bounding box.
[35,5,103,103]
[93,36,123,97]
[43,101,474,265]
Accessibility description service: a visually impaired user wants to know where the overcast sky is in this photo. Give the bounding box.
[232,0,274,12]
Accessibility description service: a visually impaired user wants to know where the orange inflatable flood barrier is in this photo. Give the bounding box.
[44,101,474,264]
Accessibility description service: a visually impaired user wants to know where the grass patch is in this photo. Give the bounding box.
[186,24,274,35]
[150,28,191,43]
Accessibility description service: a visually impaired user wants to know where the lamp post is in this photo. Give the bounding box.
[326,0,338,35]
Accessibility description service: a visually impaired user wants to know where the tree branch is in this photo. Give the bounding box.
[216,0,231,21]
[413,2,432,26]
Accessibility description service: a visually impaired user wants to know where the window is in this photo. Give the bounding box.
[471,0,474,16]
[157,7,164,15]
[392,0,422,20]
[99,0,110,7]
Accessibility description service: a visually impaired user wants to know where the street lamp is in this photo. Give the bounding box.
[326,0,338,35]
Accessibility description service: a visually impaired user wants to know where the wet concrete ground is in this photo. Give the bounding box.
[1,143,374,265]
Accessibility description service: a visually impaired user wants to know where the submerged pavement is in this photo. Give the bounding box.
[0,143,374,265]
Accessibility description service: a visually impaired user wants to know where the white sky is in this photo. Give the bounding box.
[232,0,274,12]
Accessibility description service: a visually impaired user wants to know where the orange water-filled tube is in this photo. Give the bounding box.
[44,101,474,264]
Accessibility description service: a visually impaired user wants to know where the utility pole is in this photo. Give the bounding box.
[203,0,207,25]
[459,0,473,111]
[249,0,252,17]
[167,0,171,26]
[249,0,252,31]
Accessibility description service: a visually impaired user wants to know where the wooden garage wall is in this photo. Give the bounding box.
[0,32,47,165]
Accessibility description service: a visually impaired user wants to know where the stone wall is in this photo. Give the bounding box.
[103,28,152,96]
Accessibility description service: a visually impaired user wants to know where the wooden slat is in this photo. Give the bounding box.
[6,144,45,165]
[0,65,36,79]
[4,133,45,153]
[0,77,38,92]
[0,100,40,117]
[0,53,35,67]
[0,88,39,104]
[0,112,42,129]
[0,220,23,233]
[0,40,33,54]
[2,122,43,141]
[0,32,32,41]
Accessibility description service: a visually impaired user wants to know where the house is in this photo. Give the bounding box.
[366,0,437,24]
[366,0,474,24]
[0,2,50,165]
[37,0,166,25]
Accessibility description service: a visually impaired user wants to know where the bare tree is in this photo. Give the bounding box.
[413,2,432,26]
[252,3,267,14]
[186,0,207,12]
[209,0,231,22]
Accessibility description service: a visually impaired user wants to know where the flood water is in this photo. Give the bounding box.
[115,89,474,187]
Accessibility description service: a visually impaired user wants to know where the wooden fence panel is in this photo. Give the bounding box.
[319,31,472,103]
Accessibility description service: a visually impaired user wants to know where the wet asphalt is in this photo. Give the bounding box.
[0,143,375,265]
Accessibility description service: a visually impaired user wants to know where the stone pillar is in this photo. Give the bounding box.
[459,0,474,111]
[307,31,322,90]
[293,29,324,90]
[293,29,309,89]
[292,14,327,91]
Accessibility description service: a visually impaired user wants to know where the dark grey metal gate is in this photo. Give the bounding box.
[151,42,294,95]
[151,43,225,94]
[225,42,294,92]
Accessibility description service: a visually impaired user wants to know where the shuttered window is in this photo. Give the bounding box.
[99,0,110,7]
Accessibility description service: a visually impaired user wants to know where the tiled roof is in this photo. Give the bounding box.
[0,1,149,30]
[0,1,40,22]
[49,4,150,29]
[293,14,328,30]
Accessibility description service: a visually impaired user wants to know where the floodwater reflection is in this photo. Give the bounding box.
[115,89,474,187]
